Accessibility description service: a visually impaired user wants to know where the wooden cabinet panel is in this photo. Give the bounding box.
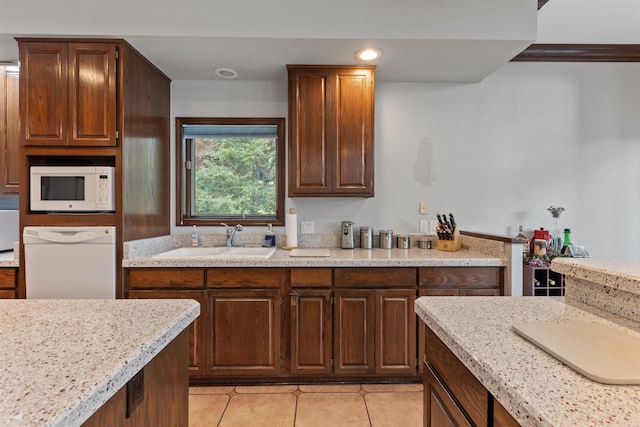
[207,290,281,376]
[290,290,332,374]
[128,268,205,289]
[19,42,68,145]
[375,289,416,375]
[424,326,489,427]
[419,267,502,293]
[128,290,205,376]
[19,41,117,147]
[335,267,416,288]
[207,268,282,288]
[333,289,375,374]
[288,65,375,197]
[0,290,15,299]
[424,361,472,427]
[494,397,520,427]
[0,65,20,193]
[334,69,374,193]
[291,268,332,288]
[0,268,17,289]
[67,43,117,146]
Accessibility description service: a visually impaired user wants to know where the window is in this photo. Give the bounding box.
[176,117,285,226]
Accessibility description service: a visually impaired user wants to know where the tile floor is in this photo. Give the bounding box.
[189,383,423,427]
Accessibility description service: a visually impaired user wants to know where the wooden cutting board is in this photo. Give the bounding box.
[289,248,331,257]
[512,322,640,384]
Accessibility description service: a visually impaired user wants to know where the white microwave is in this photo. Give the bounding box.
[30,166,115,212]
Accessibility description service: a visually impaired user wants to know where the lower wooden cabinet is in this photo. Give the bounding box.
[128,290,205,376]
[375,289,417,375]
[290,289,332,375]
[423,325,520,427]
[206,290,281,376]
[0,268,17,299]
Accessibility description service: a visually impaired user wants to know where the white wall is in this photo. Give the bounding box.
[171,62,640,260]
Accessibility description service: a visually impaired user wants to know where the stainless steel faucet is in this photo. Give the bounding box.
[221,223,244,247]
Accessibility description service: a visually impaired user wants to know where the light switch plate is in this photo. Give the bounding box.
[419,220,429,233]
[301,221,314,234]
[419,201,428,215]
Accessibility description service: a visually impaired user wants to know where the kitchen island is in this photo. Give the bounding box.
[416,258,640,426]
[0,299,200,426]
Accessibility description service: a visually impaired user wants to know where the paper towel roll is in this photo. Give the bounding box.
[286,208,298,248]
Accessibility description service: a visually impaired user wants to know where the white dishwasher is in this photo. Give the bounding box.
[23,226,116,299]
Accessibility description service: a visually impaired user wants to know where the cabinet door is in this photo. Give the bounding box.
[288,67,331,195]
[128,290,206,377]
[207,290,281,376]
[0,66,20,193]
[19,41,68,146]
[375,289,416,375]
[333,289,375,375]
[287,66,374,197]
[290,290,332,374]
[332,68,374,195]
[424,362,472,427]
[67,43,117,146]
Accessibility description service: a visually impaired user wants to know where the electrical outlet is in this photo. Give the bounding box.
[419,220,429,234]
[419,201,428,215]
[428,220,439,235]
[301,221,314,234]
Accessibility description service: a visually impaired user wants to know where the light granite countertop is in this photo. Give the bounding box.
[0,242,18,267]
[415,296,640,427]
[0,299,200,427]
[123,247,504,268]
[553,258,640,297]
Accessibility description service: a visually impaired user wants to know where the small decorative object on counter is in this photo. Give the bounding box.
[516,225,530,260]
[547,205,565,257]
[436,213,461,251]
[396,234,410,249]
[379,230,393,249]
[263,224,276,247]
[191,225,199,247]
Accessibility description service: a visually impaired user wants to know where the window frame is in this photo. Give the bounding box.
[175,117,285,227]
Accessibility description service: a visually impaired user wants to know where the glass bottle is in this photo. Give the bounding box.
[561,228,573,255]
[517,225,530,260]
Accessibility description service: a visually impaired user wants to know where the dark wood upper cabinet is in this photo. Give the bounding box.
[19,41,117,146]
[287,65,375,197]
[0,65,20,193]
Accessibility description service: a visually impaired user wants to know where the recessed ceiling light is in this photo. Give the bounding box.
[355,49,382,61]
[214,68,238,79]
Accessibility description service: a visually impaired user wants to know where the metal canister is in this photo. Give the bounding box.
[396,234,410,249]
[360,226,373,249]
[379,230,393,249]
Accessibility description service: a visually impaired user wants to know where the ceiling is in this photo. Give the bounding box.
[0,0,538,82]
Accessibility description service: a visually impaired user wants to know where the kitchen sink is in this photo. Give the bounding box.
[153,246,276,259]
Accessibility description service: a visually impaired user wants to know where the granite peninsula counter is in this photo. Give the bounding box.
[0,299,200,426]
[416,258,640,426]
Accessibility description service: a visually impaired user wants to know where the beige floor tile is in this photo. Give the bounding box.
[296,393,370,427]
[189,394,229,427]
[365,391,423,427]
[190,386,235,395]
[235,384,299,394]
[219,393,296,427]
[362,383,423,393]
[298,384,362,393]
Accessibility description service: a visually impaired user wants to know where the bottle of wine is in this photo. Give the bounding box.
[517,225,530,260]
[561,228,573,255]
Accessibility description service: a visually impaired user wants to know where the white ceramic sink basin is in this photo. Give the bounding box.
[154,246,276,259]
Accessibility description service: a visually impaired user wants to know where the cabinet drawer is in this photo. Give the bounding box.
[291,268,332,288]
[419,267,501,290]
[128,268,205,289]
[206,268,282,288]
[424,326,489,427]
[334,268,416,288]
[0,269,17,289]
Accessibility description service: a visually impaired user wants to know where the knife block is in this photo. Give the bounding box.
[436,230,462,252]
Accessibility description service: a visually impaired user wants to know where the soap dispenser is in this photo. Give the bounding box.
[264,224,276,247]
[191,225,199,247]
